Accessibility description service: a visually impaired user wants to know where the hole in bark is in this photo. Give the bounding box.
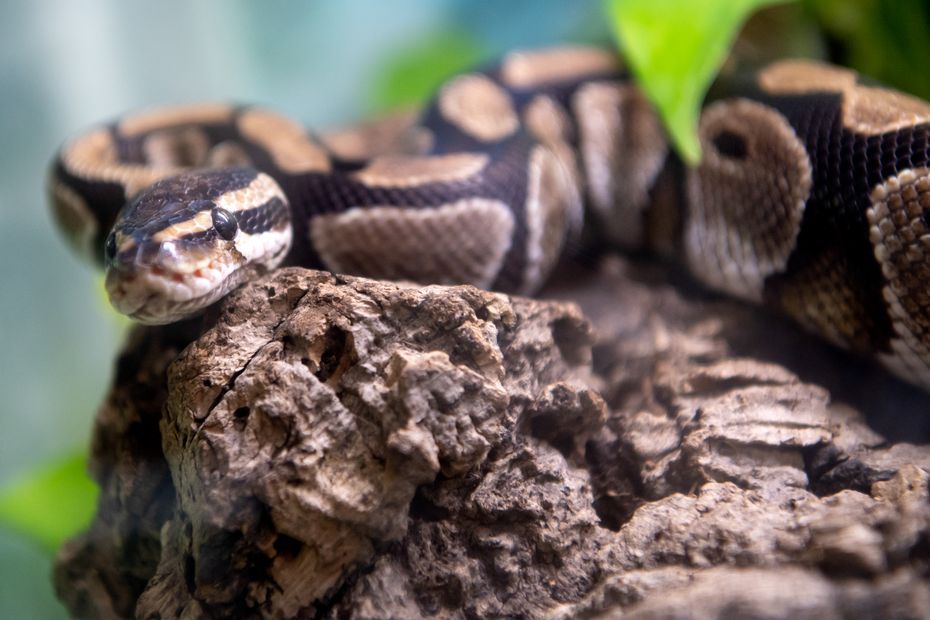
[586,437,645,531]
[316,326,350,383]
[233,407,250,430]
[409,488,451,522]
[202,378,212,387]
[803,443,894,496]
[273,534,303,560]
[908,529,930,564]
[184,553,196,593]
[551,317,587,366]
[526,414,576,457]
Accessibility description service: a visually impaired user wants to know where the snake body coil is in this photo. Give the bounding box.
[48,46,930,390]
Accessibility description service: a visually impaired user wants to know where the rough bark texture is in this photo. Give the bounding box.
[54,258,930,619]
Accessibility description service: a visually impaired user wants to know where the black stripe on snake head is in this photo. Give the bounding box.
[104,168,292,324]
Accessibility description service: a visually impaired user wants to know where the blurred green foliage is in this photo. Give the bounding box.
[604,0,791,164]
[0,452,97,553]
[809,0,930,99]
[369,30,486,112]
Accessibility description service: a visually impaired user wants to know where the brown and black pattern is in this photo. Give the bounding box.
[47,48,930,388]
[736,62,930,385]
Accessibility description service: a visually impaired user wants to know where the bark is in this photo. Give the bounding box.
[54,258,930,619]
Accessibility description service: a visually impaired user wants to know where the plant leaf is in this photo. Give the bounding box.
[605,0,792,164]
[369,30,486,112]
[0,452,98,553]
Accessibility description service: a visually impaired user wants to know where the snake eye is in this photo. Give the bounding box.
[104,232,117,263]
[211,207,238,240]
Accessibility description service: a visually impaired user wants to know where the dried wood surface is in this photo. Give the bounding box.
[54,257,930,619]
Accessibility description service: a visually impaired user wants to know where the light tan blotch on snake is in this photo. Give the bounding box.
[238,108,332,174]
[868,167,930,388]
[438,74,520,143]
[770,244,879,352]
[500,46,620,89]
[309,198,516,289]
[686,98,812,303]
[759,60,930,135]
[351,153,490,188]
[523,145,582,294]
[573,81,667,249]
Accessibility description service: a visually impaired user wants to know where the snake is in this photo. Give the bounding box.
[46,45,930,391]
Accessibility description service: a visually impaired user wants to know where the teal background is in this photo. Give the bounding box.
[0,1,604,616]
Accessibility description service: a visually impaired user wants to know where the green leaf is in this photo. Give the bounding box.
[605,0,792,164]
[0,452,98,553]
[369,31,486,112]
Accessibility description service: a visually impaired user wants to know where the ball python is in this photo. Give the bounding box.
[47,46,930,390]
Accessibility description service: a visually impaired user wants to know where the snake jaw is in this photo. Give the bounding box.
[105,251,240,324]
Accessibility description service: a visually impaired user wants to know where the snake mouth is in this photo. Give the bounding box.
[105,257,250,324]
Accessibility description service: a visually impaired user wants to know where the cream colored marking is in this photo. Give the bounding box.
[685,98,812,303]
[319,108,432,160]
[207,141,252,167]
[142,126,210,168]
[214,172,288,215]
[573,81,667,249]
[48,178,98,260]
[59,127,175,198]
[352,153,489,188]
[232,225,292,267]
[525,95,583,209]
[867,167,930,388]
[118,103,234,137]
[757,60,856,94]
[310,199,515,289]
[501,46,620,89]
[238,108,331,173]
[438,74,519,142]
[844,85,930,134]
[758,59,930,135]
[152,209,215,243]
[525,95,572,146]
[522,145,581,294]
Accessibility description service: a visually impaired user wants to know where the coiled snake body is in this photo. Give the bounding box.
[48,46,930,390]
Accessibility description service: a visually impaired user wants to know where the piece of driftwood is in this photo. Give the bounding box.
[54,257,930,618]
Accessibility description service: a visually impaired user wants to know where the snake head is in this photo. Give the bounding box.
[104,167,292,324]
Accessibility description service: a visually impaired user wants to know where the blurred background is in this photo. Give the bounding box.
[1,0,928,616]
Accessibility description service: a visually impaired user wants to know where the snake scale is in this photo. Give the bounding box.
[47,46,930,390]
